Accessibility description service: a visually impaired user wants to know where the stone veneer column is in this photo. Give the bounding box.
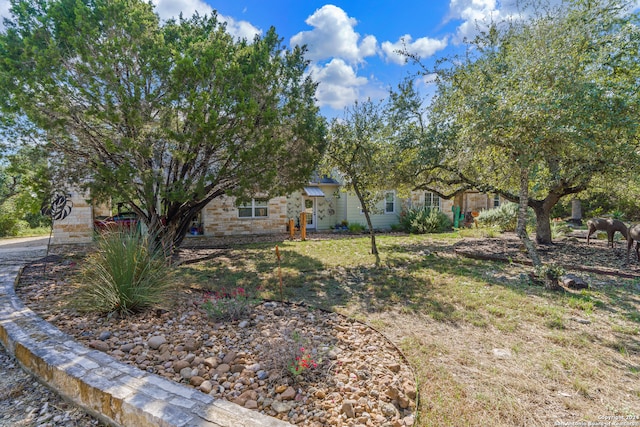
[51,189,94,245]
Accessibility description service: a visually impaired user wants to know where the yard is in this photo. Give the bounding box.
[18,230,640,426]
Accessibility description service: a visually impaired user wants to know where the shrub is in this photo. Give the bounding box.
[399,207,452,234]
[72,230,174,315]
[202,287,258,321]
[263,328,327,382]
[348,222,366,233]
[0,200,26,236]
[551,220,572,239]
[23,212,52,228]
[477,202,534,232]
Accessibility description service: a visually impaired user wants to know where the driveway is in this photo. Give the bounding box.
[0,236,49,266]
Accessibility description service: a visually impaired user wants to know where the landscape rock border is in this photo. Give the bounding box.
[0,264,292,427]
[6,251,418,426]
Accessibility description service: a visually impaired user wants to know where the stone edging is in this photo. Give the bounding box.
[0,264,291,427]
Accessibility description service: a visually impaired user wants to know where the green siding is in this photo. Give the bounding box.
[344,192,400,230]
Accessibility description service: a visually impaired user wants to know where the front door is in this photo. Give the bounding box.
[304,198,315,229]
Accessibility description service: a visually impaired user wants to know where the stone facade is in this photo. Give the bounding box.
[51,190,94,245]
[409,191,455,220]
[52,186,505,245]
[202,195,288,237]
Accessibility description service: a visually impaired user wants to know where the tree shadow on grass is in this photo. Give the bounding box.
[177,235,640,347]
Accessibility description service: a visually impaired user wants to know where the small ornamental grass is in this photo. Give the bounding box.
[202,287,258,321]
[72,230,174,315]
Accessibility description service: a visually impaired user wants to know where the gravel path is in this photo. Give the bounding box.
[0,236,103,427]
[0,346,102,427]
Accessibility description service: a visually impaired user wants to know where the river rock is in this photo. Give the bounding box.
[147,336,166,350]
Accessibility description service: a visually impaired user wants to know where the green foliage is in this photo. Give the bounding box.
[72,230,174,315]
[0,0,325,251]
[551,221,572,239]
[348,222,366,233]
[23,212,51,228]
[477,203,534,232]
[201,287,258,321]
[0,144,53,236]
[0,203,27,236]
[390,0,640,244]
[400,207,452,234]
[324,99,394,256]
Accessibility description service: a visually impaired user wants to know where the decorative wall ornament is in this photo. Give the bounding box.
[42,192,73,221]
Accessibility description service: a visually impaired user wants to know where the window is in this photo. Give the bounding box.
[385,192,395,213]
[493,194,500,208]
[237,198,269,218]
[425,192,440,211]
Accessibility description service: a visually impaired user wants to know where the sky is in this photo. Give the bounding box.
[0,0,605,118]
[154,0,516,117]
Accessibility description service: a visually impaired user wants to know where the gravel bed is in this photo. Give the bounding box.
[15,253,417,427]
[0,345,103,427]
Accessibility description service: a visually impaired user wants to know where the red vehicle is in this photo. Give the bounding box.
[93,212,139,232]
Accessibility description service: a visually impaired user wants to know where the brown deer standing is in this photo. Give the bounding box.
[627,223,640,263]
[586,218,628,248]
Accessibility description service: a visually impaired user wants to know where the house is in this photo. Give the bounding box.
[50,179,503,245]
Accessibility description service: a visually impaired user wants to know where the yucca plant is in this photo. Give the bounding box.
[72,229,174,315]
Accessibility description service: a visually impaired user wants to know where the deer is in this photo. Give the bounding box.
[627,223,640,263]
[586,218,628,248]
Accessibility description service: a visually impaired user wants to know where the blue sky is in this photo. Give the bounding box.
[0,0,573,118]
[185,0,515,117]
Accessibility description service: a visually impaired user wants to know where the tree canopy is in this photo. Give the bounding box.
[325,100,392,258]
[392,0,640,247]
[0,0,326,251]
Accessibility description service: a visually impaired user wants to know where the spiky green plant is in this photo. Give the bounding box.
[399,207,452,234]
[72,230,174,314]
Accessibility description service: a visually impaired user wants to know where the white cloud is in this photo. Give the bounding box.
[152,0,261,41]
[309,59,368,110]
[152,0,211,21]
[290,6,384,112]
[446,0,572,43]
[382,35,448,65]
[447,0,501,42]
[221,16,262,41]
[291,5,378,64]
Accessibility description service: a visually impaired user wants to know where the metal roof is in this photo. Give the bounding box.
[303,186,326,197]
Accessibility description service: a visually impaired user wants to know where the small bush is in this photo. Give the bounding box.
[0,200,26,236]
[551,220,572,239]
[477,202,534,232]
[23,212,52,228]
[263,327,327,382]
[348,222,366,233]
[202,287,258,321]
[72,230,174,315]
[399,207,452,234]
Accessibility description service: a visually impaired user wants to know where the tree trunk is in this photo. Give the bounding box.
[516,166,542,268]
[533,205,552,245]
[352,186,379,259]
[362,209,378,256]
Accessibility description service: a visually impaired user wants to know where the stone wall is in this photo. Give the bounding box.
[51,190,94,245]
[202,195,288,237]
